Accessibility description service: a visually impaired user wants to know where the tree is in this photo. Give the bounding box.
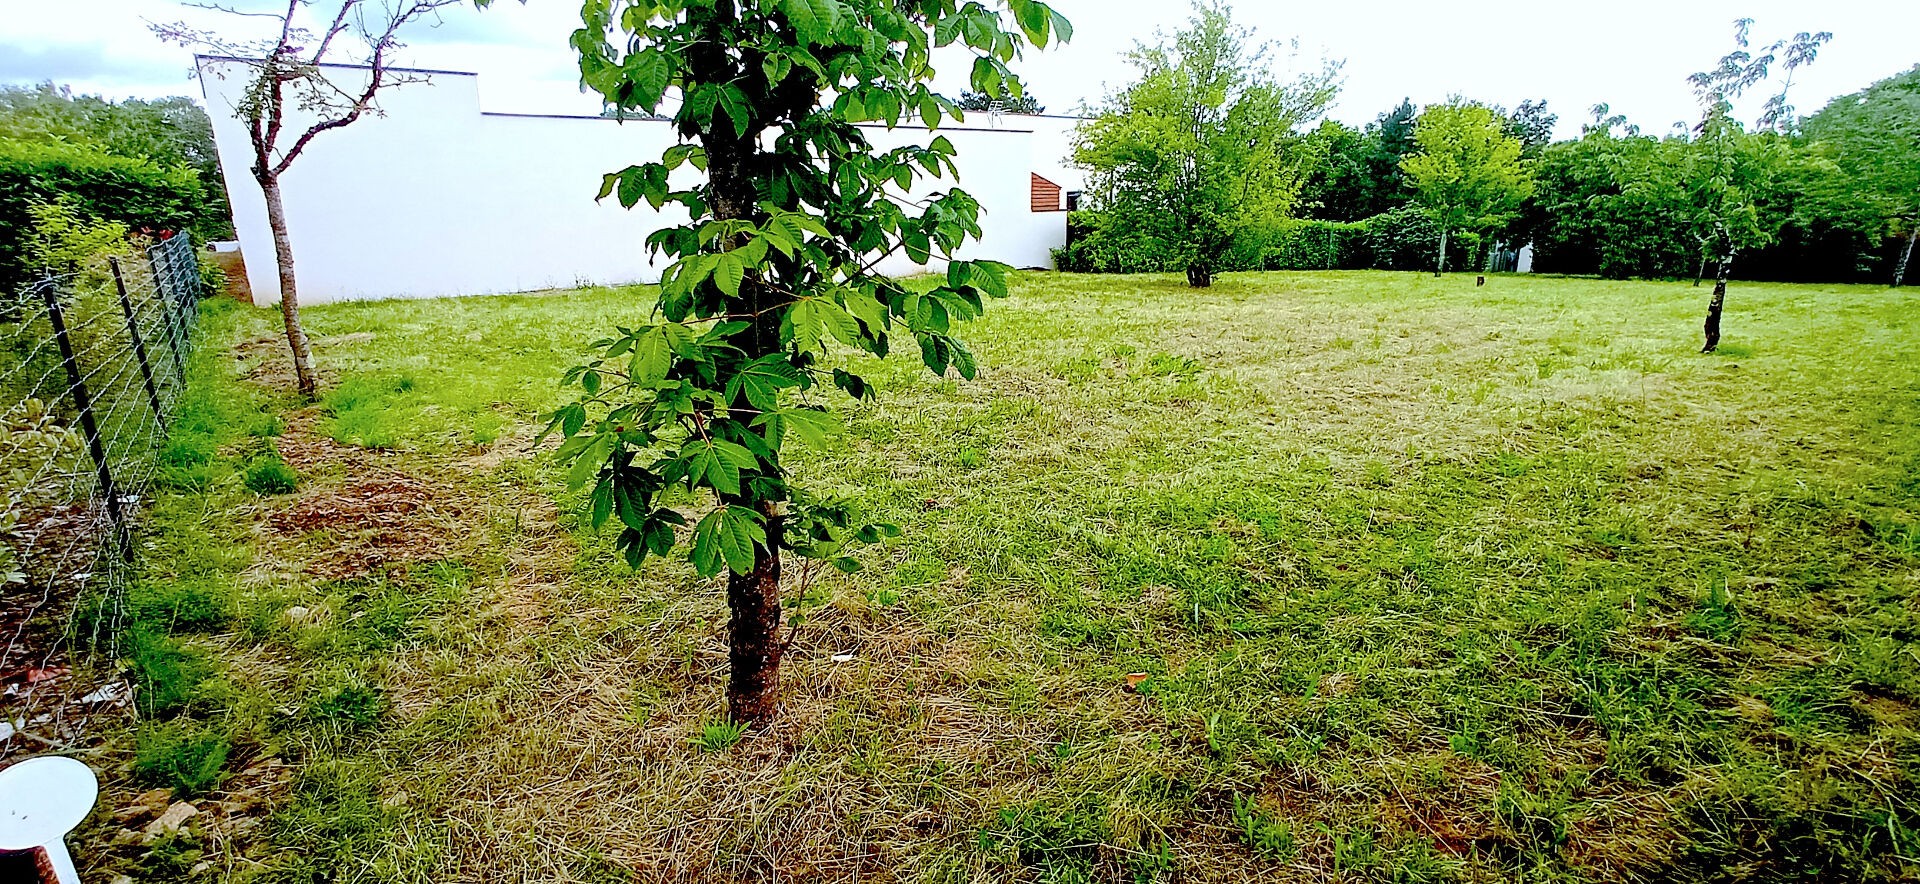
[1298,119,1374,222]
[1399,100,1533,277]
[154,0,468,400]
[548,0,1068,725]
[1524,129,1700,279]
[954,90,1044,114]
[1359,98,1419,216]
[1505,99,1557,159]
[1804,66,1920,286]
[1678,19,1827,352]
[1073,1,1336,287]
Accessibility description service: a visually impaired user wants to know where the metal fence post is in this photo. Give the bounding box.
[37,276,131,561]
[110,258,167,432]
[146,241,187,384]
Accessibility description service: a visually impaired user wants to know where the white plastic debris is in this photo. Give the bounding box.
[0,755,98,884]
[79,682,131,706]
[830,653,856,664]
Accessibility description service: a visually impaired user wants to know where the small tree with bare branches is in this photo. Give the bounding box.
[155,0,467,399]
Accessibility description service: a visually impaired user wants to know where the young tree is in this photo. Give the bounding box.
[154,0,467,400]
[1399,101,1533,277]
[547,0,1068,724]
[1073,1,1336,287]
[1677,19,1828,351]
[1804,66,1920,287]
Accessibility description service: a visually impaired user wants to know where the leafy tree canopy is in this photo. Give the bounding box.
[1804,65,1920,227]
[1072,0,1337,286]
[544,0,1069,721]
[1399,99,1533,269]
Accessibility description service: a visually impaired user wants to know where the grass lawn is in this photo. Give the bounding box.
[84,270,1920,883]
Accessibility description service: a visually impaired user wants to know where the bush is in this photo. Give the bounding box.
[1361,205,1482,272]
[1265,220,1371,270]
[1059,207,1487,276]
[0,140,202,294]
[1054,210,1180,274]
[1054,210,1273,275]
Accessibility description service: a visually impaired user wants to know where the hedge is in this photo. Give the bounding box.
[0,140,204,294]
[1056,206,1485,276]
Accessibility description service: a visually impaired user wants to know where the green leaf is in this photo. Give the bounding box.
[589,478,614,529]
[716,505,765,574]
[1049,7,1073,44]
[625,49,671,108]
[782,0,842,43]
[786,298,862,351]
[714,252,746,297]
[691,510,725,576]
[725,354,803,411]
[764,406,839,448]
[631,327,673,383]
[567,433,615,489]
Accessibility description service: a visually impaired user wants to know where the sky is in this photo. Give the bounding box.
[2,0,1917,140]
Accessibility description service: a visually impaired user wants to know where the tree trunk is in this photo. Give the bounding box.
[700,104,791,724]
[1894,229,1917,288]
[1694,255,1707,288]
[725,503,784,723]
[1434,228,1449,278]
[1186,264,1212,288]
[1701,253,1732,353]
[260,175,319,399]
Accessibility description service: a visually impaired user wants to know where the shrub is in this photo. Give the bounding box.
[1360,206,1482,272]
[1054,210,1181,274]
[0,140,202,293]
[1265,220,1371,270]
[1055,210,1272,275]
[1059,207,1486,276]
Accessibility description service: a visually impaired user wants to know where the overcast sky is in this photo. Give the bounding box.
[3,0,1916,139]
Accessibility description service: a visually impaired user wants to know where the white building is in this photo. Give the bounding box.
[198,57,1073,305]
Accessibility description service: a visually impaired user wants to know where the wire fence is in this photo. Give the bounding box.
[1,234,203,755]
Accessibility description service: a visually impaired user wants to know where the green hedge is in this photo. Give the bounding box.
[1263,220,1371,270]
[0,140,203,294]
[1058,206,1486,276]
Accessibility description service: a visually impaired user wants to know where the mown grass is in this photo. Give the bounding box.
[92,270,1919,883]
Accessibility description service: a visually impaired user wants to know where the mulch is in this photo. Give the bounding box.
[266,472,453,581]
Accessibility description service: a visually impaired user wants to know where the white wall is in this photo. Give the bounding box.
[198,58,1067,305]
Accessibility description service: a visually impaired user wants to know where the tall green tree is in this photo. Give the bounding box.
[548,0,1067,724]
[1073,1,1336,287]
[1399,100,1533,277]
[1804,65,1920,286]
